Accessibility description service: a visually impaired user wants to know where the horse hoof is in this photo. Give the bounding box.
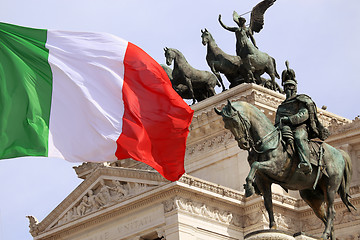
[320,233,330,240]
[244,183,255,198]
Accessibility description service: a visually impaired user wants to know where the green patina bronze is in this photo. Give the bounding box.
[217,0,282,93]
[215,98,355,240]
[164,47,219,105]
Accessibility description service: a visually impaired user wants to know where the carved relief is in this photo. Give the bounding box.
[335,208,360,225]
[257,208,296,231]
[272,193,299,207]
[301,217,323,232]
[163,197,241,227]
[335,230,360,240]
[185,131,235,158]
[274,213,295,230]
[53,179,156,228]
[179,174,244,201]
[243,210,265,228]
[328,117,359,135]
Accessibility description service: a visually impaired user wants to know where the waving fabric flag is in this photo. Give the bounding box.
[0,22,193,181]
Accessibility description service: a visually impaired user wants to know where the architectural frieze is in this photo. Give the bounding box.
[336,231,360,240]
[271,193,299,208]
[163,196,242,227]
[185,130,235,159]
[179,174,244,202]
[328,117,360,136]
[51,179,157,229]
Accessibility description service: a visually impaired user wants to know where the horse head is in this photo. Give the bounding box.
[215,100,251,150]
[164,47,175,66]
[201,28,212,46]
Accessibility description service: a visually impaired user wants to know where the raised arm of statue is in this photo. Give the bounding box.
[218,14,237,32]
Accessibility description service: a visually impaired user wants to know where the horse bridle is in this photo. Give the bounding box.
[235,111,280,154]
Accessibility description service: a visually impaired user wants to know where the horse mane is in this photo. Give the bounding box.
[232,101,274,128]
[169,48,190,65]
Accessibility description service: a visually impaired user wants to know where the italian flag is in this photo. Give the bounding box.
[0,22,193,181]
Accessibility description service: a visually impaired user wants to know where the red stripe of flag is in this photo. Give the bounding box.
[116,42,193,181]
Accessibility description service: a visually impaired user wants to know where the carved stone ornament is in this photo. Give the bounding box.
[163,197,242,227]
[52,179,156,228]
[26,216,40,237]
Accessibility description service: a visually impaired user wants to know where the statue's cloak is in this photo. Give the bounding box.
[296,94,330,141]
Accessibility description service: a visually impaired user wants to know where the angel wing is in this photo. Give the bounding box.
[249,0,276,34]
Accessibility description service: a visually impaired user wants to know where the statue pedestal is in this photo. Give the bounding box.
[244,230,319,240]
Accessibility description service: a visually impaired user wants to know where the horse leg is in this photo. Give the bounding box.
[244,162,260,197]
[253,72,263,85]
[211,61,226,92]
[244,58,256,83]
[184,77,196,105]
[299,189,327,225]
[256,179,276,229]
[321,180,339,240]
[266,67,283,93]
[268,73,277,91]
[245,160,279,197]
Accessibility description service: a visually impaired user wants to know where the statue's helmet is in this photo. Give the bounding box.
[281,60,296,86]
[283,79,297,87]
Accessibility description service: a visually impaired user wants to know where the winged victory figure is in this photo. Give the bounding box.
[218,0,281,92]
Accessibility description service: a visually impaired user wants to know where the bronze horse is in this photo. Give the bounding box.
[161,64,210,102]
[201,28,282,92]
[215,100,355,240]
[164,47,219,105]
[201,28,248,89]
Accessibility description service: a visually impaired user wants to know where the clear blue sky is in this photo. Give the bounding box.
[1,0,359,239]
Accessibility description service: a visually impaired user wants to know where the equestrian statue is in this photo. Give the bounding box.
[214,63,356,240]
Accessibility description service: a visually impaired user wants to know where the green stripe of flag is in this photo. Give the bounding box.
[0,22,52,159]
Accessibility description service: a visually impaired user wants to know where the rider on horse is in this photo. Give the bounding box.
[275,62,330,175]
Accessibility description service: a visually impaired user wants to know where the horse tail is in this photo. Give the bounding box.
[272,57,280,79]
[338,150,356,212]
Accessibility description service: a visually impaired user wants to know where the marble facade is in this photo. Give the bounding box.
[29,84,360,240]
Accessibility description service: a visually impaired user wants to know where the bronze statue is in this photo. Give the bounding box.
[162,64,211,102]
[215,100,356,240]
[161,64,210,103]
[218,0,281,92]
[201,28,247,89]
[201,28,282,92]
[164,47,219,105]
[275,61,330,175]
